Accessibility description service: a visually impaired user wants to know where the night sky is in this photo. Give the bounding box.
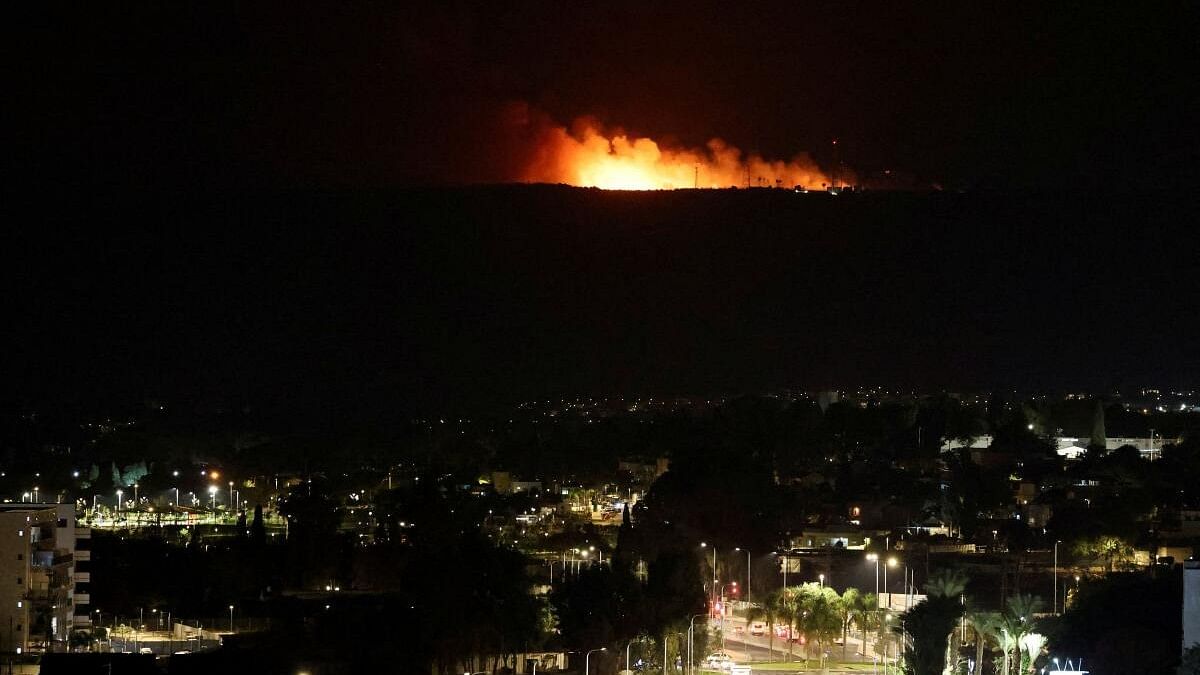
[8,3,1200,421]
[15,2,1199,190]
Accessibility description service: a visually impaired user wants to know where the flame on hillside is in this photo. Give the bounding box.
[514,109,837,191]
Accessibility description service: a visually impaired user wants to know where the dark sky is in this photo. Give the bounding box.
[7,3,1200,422]
[14,2,1200,190]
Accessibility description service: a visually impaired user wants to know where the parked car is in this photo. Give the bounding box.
[749,621,766,636]
[704,652,734,671]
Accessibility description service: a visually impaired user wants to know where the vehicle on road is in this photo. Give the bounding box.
[704,652,734,671]
[749,621,766,636]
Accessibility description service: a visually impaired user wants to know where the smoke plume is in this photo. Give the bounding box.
[505,103,839,190]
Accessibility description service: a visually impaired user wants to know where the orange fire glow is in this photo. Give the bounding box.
[520,116,835,191]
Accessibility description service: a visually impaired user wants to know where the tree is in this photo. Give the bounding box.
[804,585,843,664]
[1048,571,1180,675]
[250,503,266,546]
[746,596,782,661]
[838,587,861,660]
[849,591,879,659]
[896,569,966,675]
[776,587,801,661]
[965,610,1002,675]
[897,595,963,675]
[68,630,95,651]
[1074,535,1134,572]
[991,595,1045,675]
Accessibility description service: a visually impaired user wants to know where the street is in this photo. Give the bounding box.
[704,614,890,674]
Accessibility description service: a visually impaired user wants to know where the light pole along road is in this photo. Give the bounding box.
[734,547,751,606]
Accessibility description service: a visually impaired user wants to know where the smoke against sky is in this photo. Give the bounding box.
[14,3,1195,192]
[506,102,838,190]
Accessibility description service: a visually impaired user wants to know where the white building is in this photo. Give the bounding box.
[1185,560,1200,655]
[0,504,90,652]
[943,434,1174,461]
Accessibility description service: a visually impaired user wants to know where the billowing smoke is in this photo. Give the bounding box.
[504,102,839,190]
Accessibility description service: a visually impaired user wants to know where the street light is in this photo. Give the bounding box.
[208,485,218,510]
[133,483,139,506]
[174,487,180,507]
[734,547,751,605]
[229,481,235,511]
[116,489,123,513]
[687,613,706,675]
[584,647,606,675]
[1053,540,1062,614]
[867,553,880,597]
[819,573,825,587]
[884,557,898,599]
[700,543,717,616]
[229,605,235,633]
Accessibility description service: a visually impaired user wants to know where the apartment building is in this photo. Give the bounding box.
[0,504,90,652]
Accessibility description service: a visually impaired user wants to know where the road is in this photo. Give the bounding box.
[704,615,886,671]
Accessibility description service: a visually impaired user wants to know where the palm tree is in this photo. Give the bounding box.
[999,595,1044,675]
[778,587,802,661]
[837,588,860,660]
[965,610,1002,675]
[896,595,962,675]
[746,596,782,661]
[925,568,968,599]
[1018,632,1047,675]
[848,592,879,662]
[896,569,967,675]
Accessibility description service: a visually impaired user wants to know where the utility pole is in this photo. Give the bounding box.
[831,139,839,189]
[694,164,699,189]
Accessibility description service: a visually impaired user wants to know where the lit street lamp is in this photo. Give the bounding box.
[229,605,235,633]
[584,647,606,675]
[208,485,218,510]
[700,543,717,616]
[116,490,123,513]
[734,547,751,605]
[133,483,139,507]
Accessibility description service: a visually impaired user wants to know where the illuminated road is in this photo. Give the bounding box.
[707,615,884,671]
